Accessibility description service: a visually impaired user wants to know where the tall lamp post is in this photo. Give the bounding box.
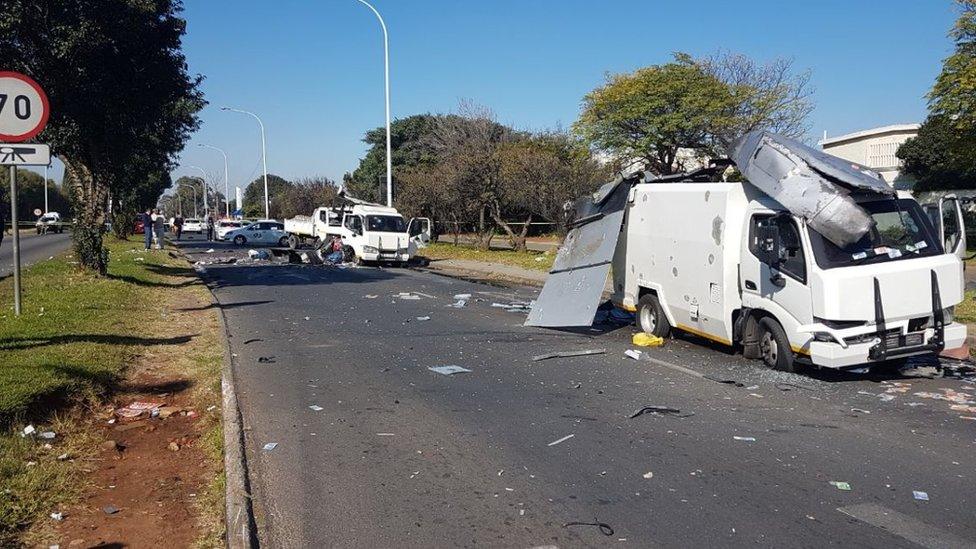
[355,0,393,207]
[198,143,230,218]
[221,106,270,219]
[186,165,209,218]
[43,163,50,213]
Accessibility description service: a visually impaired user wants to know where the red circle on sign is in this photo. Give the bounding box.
[0,71,51,142]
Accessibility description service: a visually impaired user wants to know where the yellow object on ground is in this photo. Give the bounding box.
[633,333,664,347]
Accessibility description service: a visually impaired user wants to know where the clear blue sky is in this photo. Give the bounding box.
[62,1,969,192]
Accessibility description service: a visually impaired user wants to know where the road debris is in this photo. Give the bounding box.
[243,338,262,344]
[50,512,64,521]
[22,425,36,437]
[376,433,395,436]
[532,348,607,362]
[453,294,472,300]
[38,430,56,439]
[364,294,379,299]
[262,442,278,451]
[632,333,664,347]
[547,434,576,447]
[428,365,472,375]
[563,521,614,536]
[642,471,654,479]
[396,292,422,300]
[733,436,756,442]
[309,405,323,411]
[258,356,276,364]
[629,406,690,419]
[103,505,120,515]
[851,408,871,414]
[248,249,271,260]
[447,299,467,308]
[624,349,643,360]
[704,375,745,387]
[913,490,929,501]
[829,481,852,491]
[168,442,180,452]
[416,316,431,321]
[115,400,165,420]
[205,248,215,253]
[878,394,896,402]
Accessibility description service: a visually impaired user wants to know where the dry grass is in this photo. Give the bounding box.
[420,242,555,272]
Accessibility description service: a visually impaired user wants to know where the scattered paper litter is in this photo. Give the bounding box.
[624,349,643,360]
[829,481,852,491]
[363,295,379,299]
[913,490,929,501]
[416,316,431,321]
[50,512,64,521]
[376,433,395,436]
[308,405,324,411]
[39,431,56,439]
[547,434,575,447]
[428,365,472,376]
[262,442,278,451]
[22,425,36,437]
[447,300,467,308]
[733,436,756,442]
[205,248,215,253]
[642,471,654,479]
[453,294,472,300]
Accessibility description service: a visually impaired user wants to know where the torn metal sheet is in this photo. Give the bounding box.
[730,131,893,247]
[525,177,633,327]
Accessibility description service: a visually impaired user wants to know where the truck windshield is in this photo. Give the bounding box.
[366,215,406,233]
[807,199,941,269]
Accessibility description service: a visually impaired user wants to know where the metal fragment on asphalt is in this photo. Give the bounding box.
[547,434,575,447]
[428,365,472,376]
[913,490,929,501]
[262,442,278,451]
[830,481,852,491]
[733,436,756,442]
[531,348,607,362]
[624,349,642,360]
[309,405,323,411]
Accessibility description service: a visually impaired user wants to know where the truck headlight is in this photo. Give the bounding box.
[363,245,379,254]
[943,307,955,324]
[812,332,836,343]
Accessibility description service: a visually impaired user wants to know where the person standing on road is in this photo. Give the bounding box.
[141,208,154,250]
[206,216,215,241]
[174,214,184,241]
[153,209,166,250]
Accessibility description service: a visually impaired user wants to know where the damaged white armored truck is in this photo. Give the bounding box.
[526,131,967,372]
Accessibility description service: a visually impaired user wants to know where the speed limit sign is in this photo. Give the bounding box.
[0,72,50,142]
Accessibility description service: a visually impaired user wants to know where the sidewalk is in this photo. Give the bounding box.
[421,257,547,287]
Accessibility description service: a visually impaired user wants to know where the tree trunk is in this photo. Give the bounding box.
[476,206,493,250]
[64,157,109,275]
[449,213,461,246]
[489,203,530,252]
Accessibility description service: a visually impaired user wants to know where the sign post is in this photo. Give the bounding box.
[0,71,51,316]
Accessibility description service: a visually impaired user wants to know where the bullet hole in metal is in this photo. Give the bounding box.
[672,267,678,277]
[708,253,715,265]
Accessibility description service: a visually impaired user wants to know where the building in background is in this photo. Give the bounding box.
[819,123,920,189]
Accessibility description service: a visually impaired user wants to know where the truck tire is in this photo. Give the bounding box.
[287,235,299,249]
[637,294,671,337]
[758,317,796,373]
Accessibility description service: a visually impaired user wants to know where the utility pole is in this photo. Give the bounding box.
[355,0,393,207]
[221,107,270,218]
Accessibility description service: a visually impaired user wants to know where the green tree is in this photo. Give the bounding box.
[0,169,73,225]
[344,114,442,203]
[575,52,812,174]
[898,116,976,191]
[930,1,976,132]
[277,177,340,219]
[242,175,293,219]
[1,0,205,273]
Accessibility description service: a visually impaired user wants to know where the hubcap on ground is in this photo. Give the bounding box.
[760,331,777,365]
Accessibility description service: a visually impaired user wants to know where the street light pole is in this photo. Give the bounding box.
[355,0,393,207]
[186,165,209,219]
[199,143,229,218]
[43,163,49,214]
[221,106,270,219]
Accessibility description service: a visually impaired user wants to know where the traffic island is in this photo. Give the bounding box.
[0,239,226,548]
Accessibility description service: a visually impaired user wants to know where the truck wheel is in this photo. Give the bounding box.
[233,235,246,246]
[287,235,298,249]
[637,294,671,337]
[758,317,796,373]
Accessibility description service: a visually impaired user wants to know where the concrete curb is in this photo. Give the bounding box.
[415,263,545,289]
[173,241,259,548]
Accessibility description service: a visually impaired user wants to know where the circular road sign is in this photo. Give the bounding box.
[33,208,42,216]
[0,72,50,142]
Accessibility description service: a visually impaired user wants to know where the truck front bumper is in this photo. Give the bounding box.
[363,252,410,262]
[808,322,966,369]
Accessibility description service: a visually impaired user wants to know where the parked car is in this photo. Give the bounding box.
[216,220,244,241]
[182,218,203,233]
[35,212,64,234]
[225,220,289,247]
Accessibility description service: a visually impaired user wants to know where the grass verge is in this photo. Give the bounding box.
[421,241,555,272]
[0,238,224,547]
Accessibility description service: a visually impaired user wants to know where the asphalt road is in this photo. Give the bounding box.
[178,234,976,549]
[0,230,72,279]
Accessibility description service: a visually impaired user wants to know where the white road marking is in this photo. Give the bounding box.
[838,503,976,549]
[644,356,705,379]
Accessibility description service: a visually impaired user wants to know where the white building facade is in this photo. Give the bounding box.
[819,124,920,189]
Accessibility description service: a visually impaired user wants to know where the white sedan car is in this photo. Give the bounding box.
[216,220,244,241]
[182,218,203,233]
[225,221,289,247]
